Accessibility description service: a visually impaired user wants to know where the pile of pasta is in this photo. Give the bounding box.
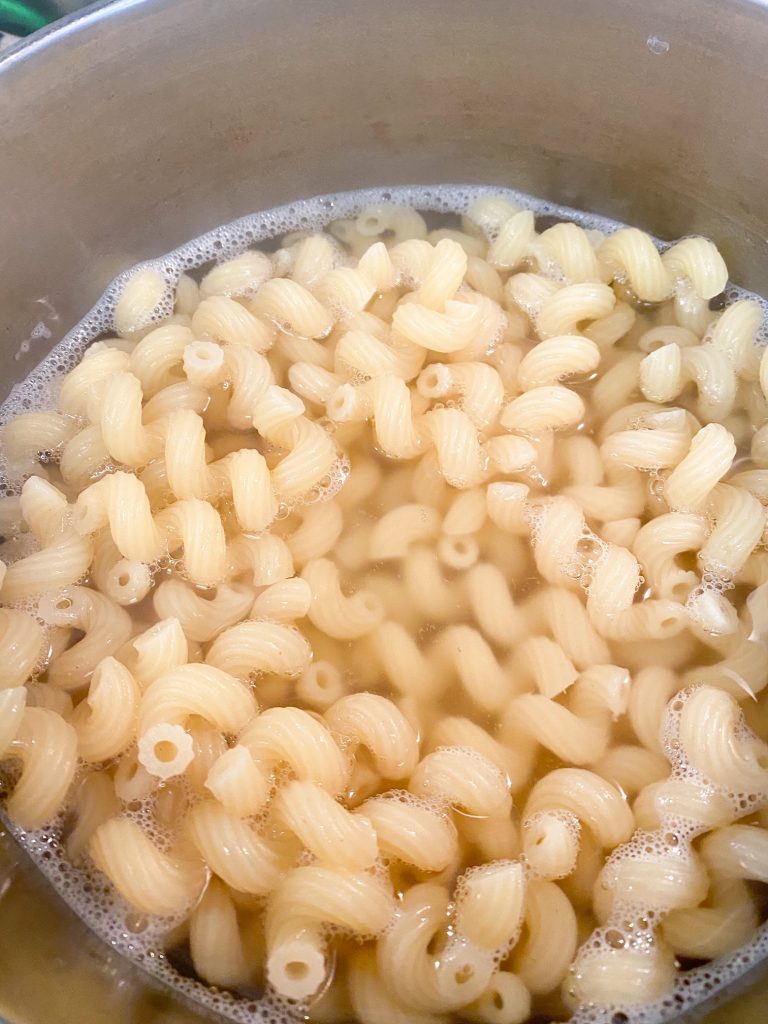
[2,195,768,1024]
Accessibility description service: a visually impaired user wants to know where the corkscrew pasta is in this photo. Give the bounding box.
[2,191,768,1024]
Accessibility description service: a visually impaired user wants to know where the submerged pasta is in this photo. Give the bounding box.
[1,185,768,1024]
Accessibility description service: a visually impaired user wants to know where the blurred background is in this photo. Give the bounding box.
[0,1,85,45]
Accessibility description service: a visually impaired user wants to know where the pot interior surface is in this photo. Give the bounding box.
[2,1,768,1022]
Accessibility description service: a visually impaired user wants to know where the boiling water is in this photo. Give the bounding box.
[1,185,768,1024]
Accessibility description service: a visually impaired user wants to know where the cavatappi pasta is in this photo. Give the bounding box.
[2,186,768,1024]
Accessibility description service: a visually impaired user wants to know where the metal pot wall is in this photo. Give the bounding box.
[1,1,768,1021]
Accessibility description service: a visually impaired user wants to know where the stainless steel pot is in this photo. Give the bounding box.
[1,1,768,1021]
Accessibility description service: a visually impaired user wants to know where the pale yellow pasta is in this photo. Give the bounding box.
[292,660,343,711]
[186,799,281,895]
[91,532,152,607]
[5,197,768,1021]
[485,481,530,535]
[129,323,193,395]
[325,693,418,779]
[598,228,672,302]
[138,663,256,740]
[204,614,313,679]
[57,341,129,418]
[369,620,439,701]
[454,860,526,951]
[595,843,708,921]
[487,210,535,270]
[534,221,603,283]
[273,779,378,869]
[18,476,68,544]
[0,532,94,602]
[522,810,581,880]
[511,880,578,995]
[200,251,272,300]
[511,635,578,699]
[368,503,440,561]
[356,793,458,872]
[700,824,768,883]
[662,235,729,299]
[417,361,504,430]
[203,744,271,818]
[0,686,27,757]
[632,512,707,601]
[348,946,445,1024]
[524,768,634,849]
[4,707,78,829]
[536,282,615,338]
[125,617,188,690]
[192,295,275,351]
[409,747,510,817]
[269,418,339,501]
[249,577,312,623]
[64,772,121,863]
[633,778,733,833]
[37,586,133,690]
[434,625,513,712]
[0,606,44,688]
[334,327,425,381]
[73,471,162,562]
[463,971,531,1024]
[71,656,140,762]
[464,194,521,235]
[699,483,766,577]
[592,744,670,798]
[392,298,484,355]
[152,579,252,642]
[189,878,251,989]
[517,335,600,390]
[302,557,384,639]
[428,716,535,793]
[464,562,526,647]
[288,361,343,406]
[329,376,424,459]
[500,385,584,434]
[525,587,611,670]
[246,277,334,338]
[268,869,392,998]
[239,706,349,795]
[114,267,170,336]
[91,815,207,916]
[377,883,494,1012]
[662,879,759,961]
[440,487,486,537]
[565,940,677,1008]
[678,685,768,792]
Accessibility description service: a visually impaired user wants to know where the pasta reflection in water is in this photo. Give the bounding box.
[1,186,768,1024]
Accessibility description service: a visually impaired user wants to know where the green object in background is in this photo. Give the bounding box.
[0,0,59,36]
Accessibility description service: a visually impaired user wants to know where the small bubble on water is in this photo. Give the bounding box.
[647,35,671,55]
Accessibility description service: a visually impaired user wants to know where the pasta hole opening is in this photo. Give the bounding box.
[284,960,310,981]
[55,597,72,611]
[454,963,474,986]
[117,573,130,588]
[491,990,504,1011]
[671,582,690,602]
[154,740,179,764]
